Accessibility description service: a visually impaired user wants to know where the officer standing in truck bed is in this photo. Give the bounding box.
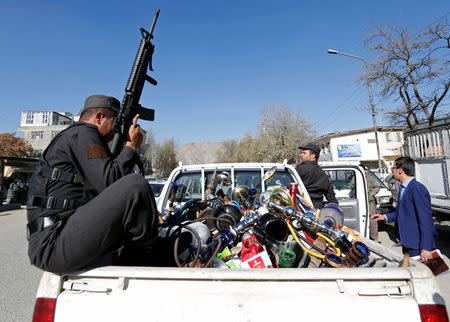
[295,143,338,209]
[26,95,158,273]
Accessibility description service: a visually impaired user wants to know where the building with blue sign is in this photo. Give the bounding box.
[314,126,405,175]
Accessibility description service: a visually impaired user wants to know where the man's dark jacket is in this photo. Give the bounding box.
[295,161,338,209]
[385,178,437,251]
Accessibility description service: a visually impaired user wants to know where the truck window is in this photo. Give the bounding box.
[172,168,297,202]
[172,171,234,202]
[365,169,387,189]
[234,169,295,192]
[265,171,295,190]
[235,171,262,191]
[205,171,233,199]
[173,172,203,202]
[325,169,356,199]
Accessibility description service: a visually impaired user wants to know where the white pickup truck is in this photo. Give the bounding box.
[31,162,448,322]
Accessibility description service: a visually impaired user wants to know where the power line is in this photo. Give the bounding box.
[320,83,367,132]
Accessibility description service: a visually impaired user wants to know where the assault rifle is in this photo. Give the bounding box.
[110,9,160,158]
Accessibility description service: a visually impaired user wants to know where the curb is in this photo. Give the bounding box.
[0,203,24,212]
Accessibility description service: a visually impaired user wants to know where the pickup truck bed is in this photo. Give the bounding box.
[31,163,449,321]
[34,239,447,322]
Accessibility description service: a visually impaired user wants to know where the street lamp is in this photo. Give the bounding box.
[327,48,383,173]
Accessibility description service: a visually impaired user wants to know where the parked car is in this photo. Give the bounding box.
[145,178,166,205]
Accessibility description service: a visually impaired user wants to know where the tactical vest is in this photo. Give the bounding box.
[27,123,85,223]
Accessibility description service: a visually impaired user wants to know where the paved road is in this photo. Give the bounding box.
[1,208,449,321]
[0,208,42,322]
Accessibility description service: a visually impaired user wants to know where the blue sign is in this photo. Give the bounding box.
[337,144,362,158]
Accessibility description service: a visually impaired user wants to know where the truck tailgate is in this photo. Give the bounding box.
[53,266,424,322]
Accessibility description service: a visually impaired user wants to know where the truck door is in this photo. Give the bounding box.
[323,167,369,237]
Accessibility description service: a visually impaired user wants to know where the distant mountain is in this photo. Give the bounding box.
[176,142,224,165]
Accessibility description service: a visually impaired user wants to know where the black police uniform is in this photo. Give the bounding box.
[27,120,158,273]
[295,161,338,209]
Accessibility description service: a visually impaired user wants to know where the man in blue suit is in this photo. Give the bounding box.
[371,157,437,261]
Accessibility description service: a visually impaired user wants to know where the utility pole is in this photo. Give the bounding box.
[328,49,383,173]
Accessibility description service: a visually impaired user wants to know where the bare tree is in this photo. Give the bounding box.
[215,106,315,163]
[426,15,450,62]
[215,135,262,163]
[365,15,450,129]
[255,106,316,163]
[153,139,178,178]
[216,140,239,163]
[237,134,261,162]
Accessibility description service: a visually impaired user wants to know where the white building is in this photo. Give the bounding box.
[17,111,75,156]
[314,126,405,174]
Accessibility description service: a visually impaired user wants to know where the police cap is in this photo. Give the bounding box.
[82,95,120,114]
[299,142,320,155]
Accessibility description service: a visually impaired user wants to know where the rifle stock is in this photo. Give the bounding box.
[111,9,160,157]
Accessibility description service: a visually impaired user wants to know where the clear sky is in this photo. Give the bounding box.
[1,1,449,146]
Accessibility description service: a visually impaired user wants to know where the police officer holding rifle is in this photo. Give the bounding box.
[27,10,161,273]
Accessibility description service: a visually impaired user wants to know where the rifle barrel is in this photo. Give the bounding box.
[149,9,160,37]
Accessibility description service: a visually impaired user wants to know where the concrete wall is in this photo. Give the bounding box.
[317,130,404,172]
